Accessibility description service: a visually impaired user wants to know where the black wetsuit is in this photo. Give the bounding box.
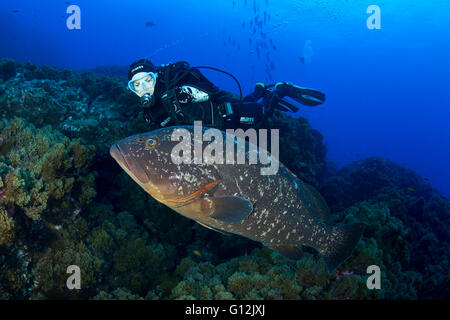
[141,61,272,130]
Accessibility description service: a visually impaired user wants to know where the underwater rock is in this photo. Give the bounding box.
[0,59,16,82]
[320,157,437,212]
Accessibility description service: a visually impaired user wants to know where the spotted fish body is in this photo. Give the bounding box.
[110,126,365,273]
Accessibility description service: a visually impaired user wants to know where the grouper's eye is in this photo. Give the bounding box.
[145,138,158,150]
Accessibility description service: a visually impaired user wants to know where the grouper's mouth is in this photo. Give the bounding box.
[109,144,150,184]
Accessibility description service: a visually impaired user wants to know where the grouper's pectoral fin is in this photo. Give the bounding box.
[191,195,253,223]
[265,243,304,260]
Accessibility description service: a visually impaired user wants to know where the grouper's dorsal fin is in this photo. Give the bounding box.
[279,164,330,222]
[190,195,253,223]
[298,180,331,223]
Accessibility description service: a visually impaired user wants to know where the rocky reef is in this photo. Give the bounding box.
[0,58,448,300]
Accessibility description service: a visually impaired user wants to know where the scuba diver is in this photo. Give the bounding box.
[127,58,326,130]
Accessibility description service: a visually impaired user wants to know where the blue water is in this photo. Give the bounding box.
[1,0,449,197]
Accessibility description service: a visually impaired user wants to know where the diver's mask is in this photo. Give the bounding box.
[127,71,158,96]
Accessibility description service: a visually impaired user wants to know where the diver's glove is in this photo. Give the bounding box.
[255,82,300,114]
[274,82,326,106]
[254,82,269,99]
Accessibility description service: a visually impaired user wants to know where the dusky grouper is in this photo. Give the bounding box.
[110,126,365,273]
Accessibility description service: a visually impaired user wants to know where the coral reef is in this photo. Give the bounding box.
[0,115,97,298]
[321,158,450,299]
[0,118,96,222]
[0,59,144,155]
[0,59,448,300]
[0,208,14,246]
[170,247,377,300]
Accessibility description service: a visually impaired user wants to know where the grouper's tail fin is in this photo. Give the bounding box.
[320,223,366,274]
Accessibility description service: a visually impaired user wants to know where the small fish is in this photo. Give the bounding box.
[145,21,156,27]
[110,126,366,273]
[44,221,63,231]
[336,270,354,280]
[408,187,417,192]
[0,133,4,146]
[12,10,20,13]
[193,250,202,257]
